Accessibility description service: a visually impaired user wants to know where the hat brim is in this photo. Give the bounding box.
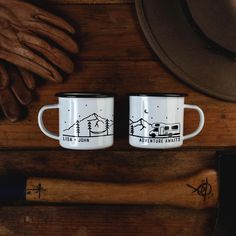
[136,0,236,102]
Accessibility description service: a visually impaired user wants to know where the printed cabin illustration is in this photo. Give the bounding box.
[129,118,180,138]
[63,113,113,138]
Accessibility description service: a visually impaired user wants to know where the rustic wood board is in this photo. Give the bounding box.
[0,150,217,236]
[0,150,216,181]
[0,60,234,148]
[48,0,133,4]
[0,2,228,236]
[0,206,215,236]
[0,5,234,148]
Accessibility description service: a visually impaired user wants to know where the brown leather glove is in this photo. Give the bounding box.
[0,0,78,82]
[0,62,34,122]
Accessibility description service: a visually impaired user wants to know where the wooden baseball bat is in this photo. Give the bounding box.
[19,169,217,209]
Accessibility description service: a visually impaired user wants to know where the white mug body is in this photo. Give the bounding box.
[129,93,205,149]
[129,94,185,149]
[38,93,114,150]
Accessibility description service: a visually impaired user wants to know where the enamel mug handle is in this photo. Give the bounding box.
[183,104,205,141]
[38,104,60,140]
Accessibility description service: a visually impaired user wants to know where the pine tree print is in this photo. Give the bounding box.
[76,120,80,137]
[88,121,92,137]
[105,119,109,135]
[130,125,134,135]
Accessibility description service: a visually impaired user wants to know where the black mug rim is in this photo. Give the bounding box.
[55,92,115,98]
[128,93,187,97]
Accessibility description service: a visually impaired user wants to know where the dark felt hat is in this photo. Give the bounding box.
[136,0,236,102]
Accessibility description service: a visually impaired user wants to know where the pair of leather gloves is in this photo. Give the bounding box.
[0,0,78,122]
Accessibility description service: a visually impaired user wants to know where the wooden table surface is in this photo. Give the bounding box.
[0,0,232,235]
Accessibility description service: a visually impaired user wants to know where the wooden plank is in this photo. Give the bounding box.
[0,149,217,235]
[48,0,133,4]
[45,4,152,60]
[0,206,215,236]
[0,150,216,235]
[0,150,216,181]
[0,61,235,148]
[0,3,219,236]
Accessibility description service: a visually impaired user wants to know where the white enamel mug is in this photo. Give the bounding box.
[129,93,205,149]
[38,92,114,150]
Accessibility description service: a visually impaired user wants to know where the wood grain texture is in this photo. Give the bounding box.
[0,2,224,236]
[0,5,234,148]
[0,150,216,181]
[0,61,235,148]
[67,4,151,60]
[0,150,217,235]
[25,169,218,209]
[0,206,215,236]
[49,0,133,4]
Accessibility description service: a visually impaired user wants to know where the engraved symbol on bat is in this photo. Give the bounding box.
[186,178,213,201]
[26,183,46,199]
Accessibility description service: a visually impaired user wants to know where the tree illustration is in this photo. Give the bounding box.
[130,125,134,136]
[88,121,92,137]
[105,119,109,135]
[76,120,80,137]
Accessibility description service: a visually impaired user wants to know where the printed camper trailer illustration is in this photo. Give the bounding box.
[149,122,180,138]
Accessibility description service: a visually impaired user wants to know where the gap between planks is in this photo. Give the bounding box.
[48,0,134,4]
